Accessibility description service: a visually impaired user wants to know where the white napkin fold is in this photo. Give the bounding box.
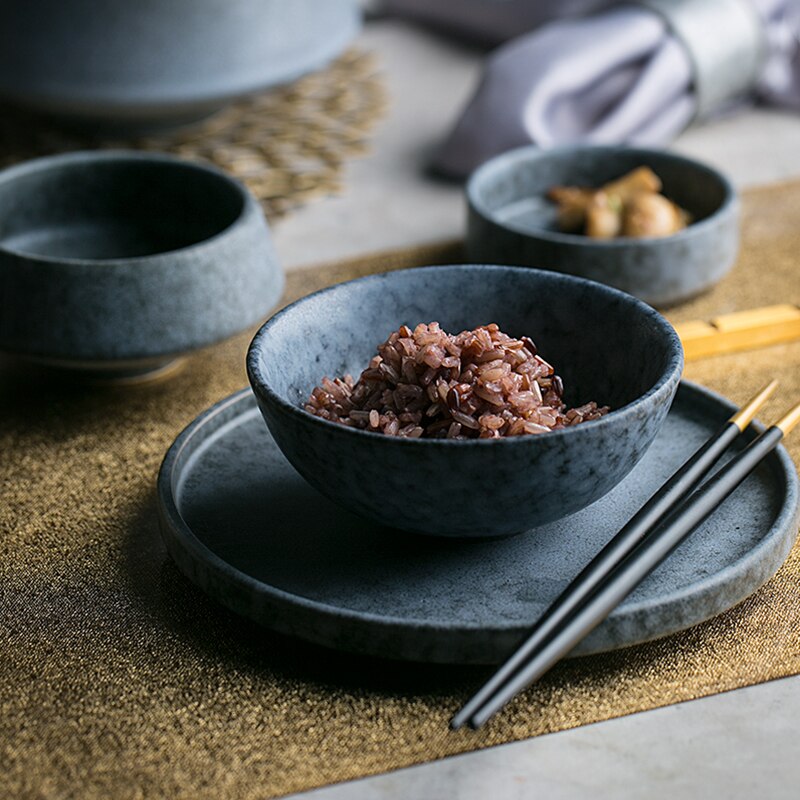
[386,0,800,177]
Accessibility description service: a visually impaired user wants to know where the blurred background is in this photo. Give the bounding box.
[1,0,799,270]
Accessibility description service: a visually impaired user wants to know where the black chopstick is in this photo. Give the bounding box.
[464,397,799,728]
[451,380,782,730]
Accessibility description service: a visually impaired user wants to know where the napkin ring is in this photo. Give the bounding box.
[635,0,766,117]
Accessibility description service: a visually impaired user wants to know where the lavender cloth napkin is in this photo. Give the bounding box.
[386,0,800,177]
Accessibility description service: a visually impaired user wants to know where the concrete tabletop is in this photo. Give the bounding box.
[276,18,800,799]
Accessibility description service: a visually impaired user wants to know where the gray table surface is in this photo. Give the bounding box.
[274,18,800,799]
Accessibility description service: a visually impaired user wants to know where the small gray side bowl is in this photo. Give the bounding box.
[247,265,683,538]
[466,146,738,307]
[0,151,283,374]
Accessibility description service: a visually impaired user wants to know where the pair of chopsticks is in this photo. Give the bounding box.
[452,380,800,730]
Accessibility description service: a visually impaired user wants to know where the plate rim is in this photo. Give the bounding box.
[156,381,800,661]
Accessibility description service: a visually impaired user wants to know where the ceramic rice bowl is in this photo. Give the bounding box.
[247,265,683,537]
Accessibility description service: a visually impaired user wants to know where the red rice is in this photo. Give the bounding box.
[305,323,609,438]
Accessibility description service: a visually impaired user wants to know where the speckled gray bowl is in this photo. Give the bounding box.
[0,151,283,377]
[466,146,738,307]
[0,0,360,130]
[247,265,683,538]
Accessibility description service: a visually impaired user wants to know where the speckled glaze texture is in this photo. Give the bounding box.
[247,265,683,537]
[0,151,283,369]
[156,383,800,664]
[0,0,360,128]
[466,146,739,307]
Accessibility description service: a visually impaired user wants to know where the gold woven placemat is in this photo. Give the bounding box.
[0,49,386,219]
[1,183,799,800]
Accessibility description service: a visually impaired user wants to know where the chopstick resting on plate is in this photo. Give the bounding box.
[452,381,797,730]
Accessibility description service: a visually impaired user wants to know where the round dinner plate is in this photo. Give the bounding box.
[157,382,799,664]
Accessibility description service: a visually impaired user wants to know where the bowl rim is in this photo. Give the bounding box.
[466,144,737,247]
[247,263,684,448]
[0,149,255,266]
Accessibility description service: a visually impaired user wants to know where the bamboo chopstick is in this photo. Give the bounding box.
[454,384,798,730]
[675,304,800,361]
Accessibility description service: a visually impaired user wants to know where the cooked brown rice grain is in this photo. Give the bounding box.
[304,323,609,438]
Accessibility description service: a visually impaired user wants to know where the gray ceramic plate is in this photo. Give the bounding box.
[157,382,799,665]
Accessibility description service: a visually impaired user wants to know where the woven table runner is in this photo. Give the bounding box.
[2,181,799,799]
[0,49,386,221]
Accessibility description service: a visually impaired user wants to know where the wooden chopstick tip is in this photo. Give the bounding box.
[774,400,800,436]
[728,379,778,431]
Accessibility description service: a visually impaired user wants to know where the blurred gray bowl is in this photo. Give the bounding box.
[247,265,683,538]
[0,0,360,130]
[0,151,283,378]
[466,146,738,307]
